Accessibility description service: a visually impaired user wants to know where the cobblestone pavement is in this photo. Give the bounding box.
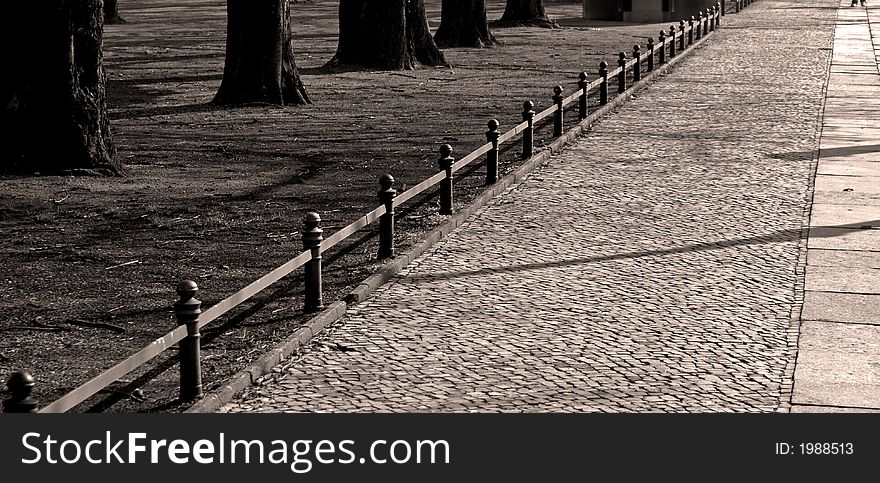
[220,0,838,413]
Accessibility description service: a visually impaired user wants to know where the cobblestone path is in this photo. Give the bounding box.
[221,0,838,413]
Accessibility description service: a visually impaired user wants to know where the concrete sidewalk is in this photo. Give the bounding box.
[790,1,880,413]
[218,0,877,413]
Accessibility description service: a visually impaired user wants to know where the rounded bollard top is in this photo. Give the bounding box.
[690,15,695,21]
[670,25,676,32]
[647,36,654,44]
[680,19,685,26]
[633,44,640,53]
[7,371,35,392]
[578,71,588,82]
[522,100,534,112]
[699,10,703,16]
[553,85,563,96]
[378,173,394,190]
[599,60,608,70]
[176,280,198,298]
[439,144,453,157]
[487,119,499,131]
[618,51,626,60]
[303,211,321,228]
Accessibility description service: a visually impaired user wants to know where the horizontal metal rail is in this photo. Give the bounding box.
[39,326,188,413]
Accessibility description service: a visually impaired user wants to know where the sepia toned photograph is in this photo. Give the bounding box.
[1,0,876,424]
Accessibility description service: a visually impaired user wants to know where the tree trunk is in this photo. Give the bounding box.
[328,0,448,70]
[434,0,499,48]
[0,0,118,176]
[492,0,558,28]
[214,0,310,106]
[104,0,125,24]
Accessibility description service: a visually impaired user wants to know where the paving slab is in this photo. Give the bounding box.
[790,404,880,413]
[814,173,880,195]
[804,265,880,293]
[816,158,880,170]
[808,203,880,226]
[802,291,880,324]
[791,321,880,409]
[807,248,880,268]
[808,226,880,250]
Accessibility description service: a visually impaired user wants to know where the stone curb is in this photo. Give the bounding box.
[186,301,346,413]
[185,29,716,413]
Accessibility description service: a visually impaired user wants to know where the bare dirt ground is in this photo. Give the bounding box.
[0,0,690,412]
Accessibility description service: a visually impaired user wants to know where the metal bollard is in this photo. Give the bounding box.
[3,372,38,413]
[696,12,703,40]
[302,213,324,312]
[578,72,589,120]
[669,25,676,58]
[438,144,454,215]
[174,280,203,401]
[521,101,534,159]
[679,20,686,51]
[721,0,725,15]
[485,120,500,185]
[599,61,608,105]
[736,0,740,13]
[658,30,666,65]
[716,2,722,25]
[647,37,655,71]
[552,85,564,137]
[710,6,716,31]
[632,45,641,82]
[617,52,626,93]
[704,10,710,36]
[377,175,396,259]
[688,17,695,45]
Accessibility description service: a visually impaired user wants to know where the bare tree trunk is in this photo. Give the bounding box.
[0,0,119,175]
[327,0,448,70]
[214,0,310,106]
[104,0,125,24]
[492,0,558,28]
[434,0,499,48]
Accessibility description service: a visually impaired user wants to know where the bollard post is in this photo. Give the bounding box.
[688,17,695,45]
[3,372,38,413]
[578,72,589,120]
[485,120,501,184]
[679,20,686,51]
[552,85,564,137]
[377,175,396,259]
[174,280,203,401]
[721,0,725,16]
[669,25,676,58]
[647,37,655,71]
[735,0,740,13]
[704,10,710,36]
[438,144,454,215]
[599,61,608,105]
[710,6,716,31]
[617,53,626,93]
[658,31,666,65]
[696,12,703,40]
[716,2,722,25]
[302,213,324,312]
[521,101,534,159]
[632,45,641,82]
